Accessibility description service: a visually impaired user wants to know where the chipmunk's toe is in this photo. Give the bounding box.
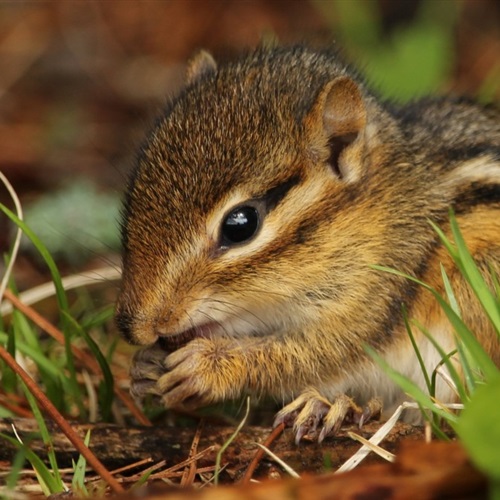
[356,397,382,427]
[129,343,170,401]
[274,389,382,444]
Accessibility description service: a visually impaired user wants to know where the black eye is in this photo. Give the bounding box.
[221,205,260,246]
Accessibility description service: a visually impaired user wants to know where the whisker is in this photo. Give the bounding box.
[201,297,269,331]
[201,303,260,332]
[197,310,230,337]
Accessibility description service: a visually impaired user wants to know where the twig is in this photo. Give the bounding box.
[0,396,32,418]
[0,266,121,317]
[240,422,285,485]
[347,431,395,462]
[118,447,214,484]
[0,172,23,303]
[336,401,417,473]
[108,457,154,477]
[85,457,154,485]
[155,447,215,480]
[2,289,151,426]
[121,465,217,483]
[181,419,204,487]
[0,344,124,494]
[254,443,300,478]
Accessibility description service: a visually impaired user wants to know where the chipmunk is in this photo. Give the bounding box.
[115,45,500,442]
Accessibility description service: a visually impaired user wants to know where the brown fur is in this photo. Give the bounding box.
[116,46,500,434]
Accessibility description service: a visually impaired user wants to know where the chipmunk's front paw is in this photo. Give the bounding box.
[129,344,169,402]
[274,388,381,444]
[156,337,243,411]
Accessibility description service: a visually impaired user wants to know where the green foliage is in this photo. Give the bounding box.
[2,203,84,416]
[315,0,460,101]
[478,64,500,104]
[21,180,121,265]
[214,397,250,486]
[71,430,91,496]
[457,375,500,486]
[6,446,27,491]
[1,433,65,495]
[371,212,500,491]
[431,217,500,334]
[366,346,460,426]
[0,201,120,493]
[63,312,115,422]
[22,381,65,491]
[0,203,116,419]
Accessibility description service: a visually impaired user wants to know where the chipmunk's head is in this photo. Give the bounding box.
[116,46,392,347]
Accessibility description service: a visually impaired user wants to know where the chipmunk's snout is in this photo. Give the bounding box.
[114,308,136,344]
[115,305,159,346]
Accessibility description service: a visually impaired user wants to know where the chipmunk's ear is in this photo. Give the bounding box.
[186,50,217,85]
[305,76,367,181]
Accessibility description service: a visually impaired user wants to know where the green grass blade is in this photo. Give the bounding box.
[428,220,459,261]
[0,332,73,393]
[10,309,68,410]
[415,400,450,440]
[411,319,467,402]
[440,263,460,315]
[5,276,43,353]
[21,382,64,490]
[433,294,497,381]
[371,265,430,289]
[0,203,86,417]
[0,204,69,314]
[430,348,457,397]
[6,447,26,491]
[63,312,115,421]
[13,307,42,352]
[72,430,90,496]
[402,305,433,394]
[439,264,475,392]
[0,433,65,495]
[490,263,500,300]
[365,345,459,424]
[80,305,115,331]
[4,276,64,402]
[214,397,250,485]
[0,407,14,417]
[131,470,153,490]
[430,215,500,335]
[372,265,498,381]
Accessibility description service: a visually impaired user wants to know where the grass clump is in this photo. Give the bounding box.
[0,186,131,495]
[370,212,500,497]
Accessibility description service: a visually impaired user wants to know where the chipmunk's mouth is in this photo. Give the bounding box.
[157,322,218,351]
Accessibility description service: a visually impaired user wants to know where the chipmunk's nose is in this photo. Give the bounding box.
[115,309,159,345]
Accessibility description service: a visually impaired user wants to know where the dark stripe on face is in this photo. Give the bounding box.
[454,182,500,214]
[261,174,302,213]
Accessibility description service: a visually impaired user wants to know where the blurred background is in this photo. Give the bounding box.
[0,0,498,289]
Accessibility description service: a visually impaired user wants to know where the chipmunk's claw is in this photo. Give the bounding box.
[356,397,382,428]
[274,389,382,444]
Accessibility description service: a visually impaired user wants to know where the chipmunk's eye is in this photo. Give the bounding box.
[220,205,260,246]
